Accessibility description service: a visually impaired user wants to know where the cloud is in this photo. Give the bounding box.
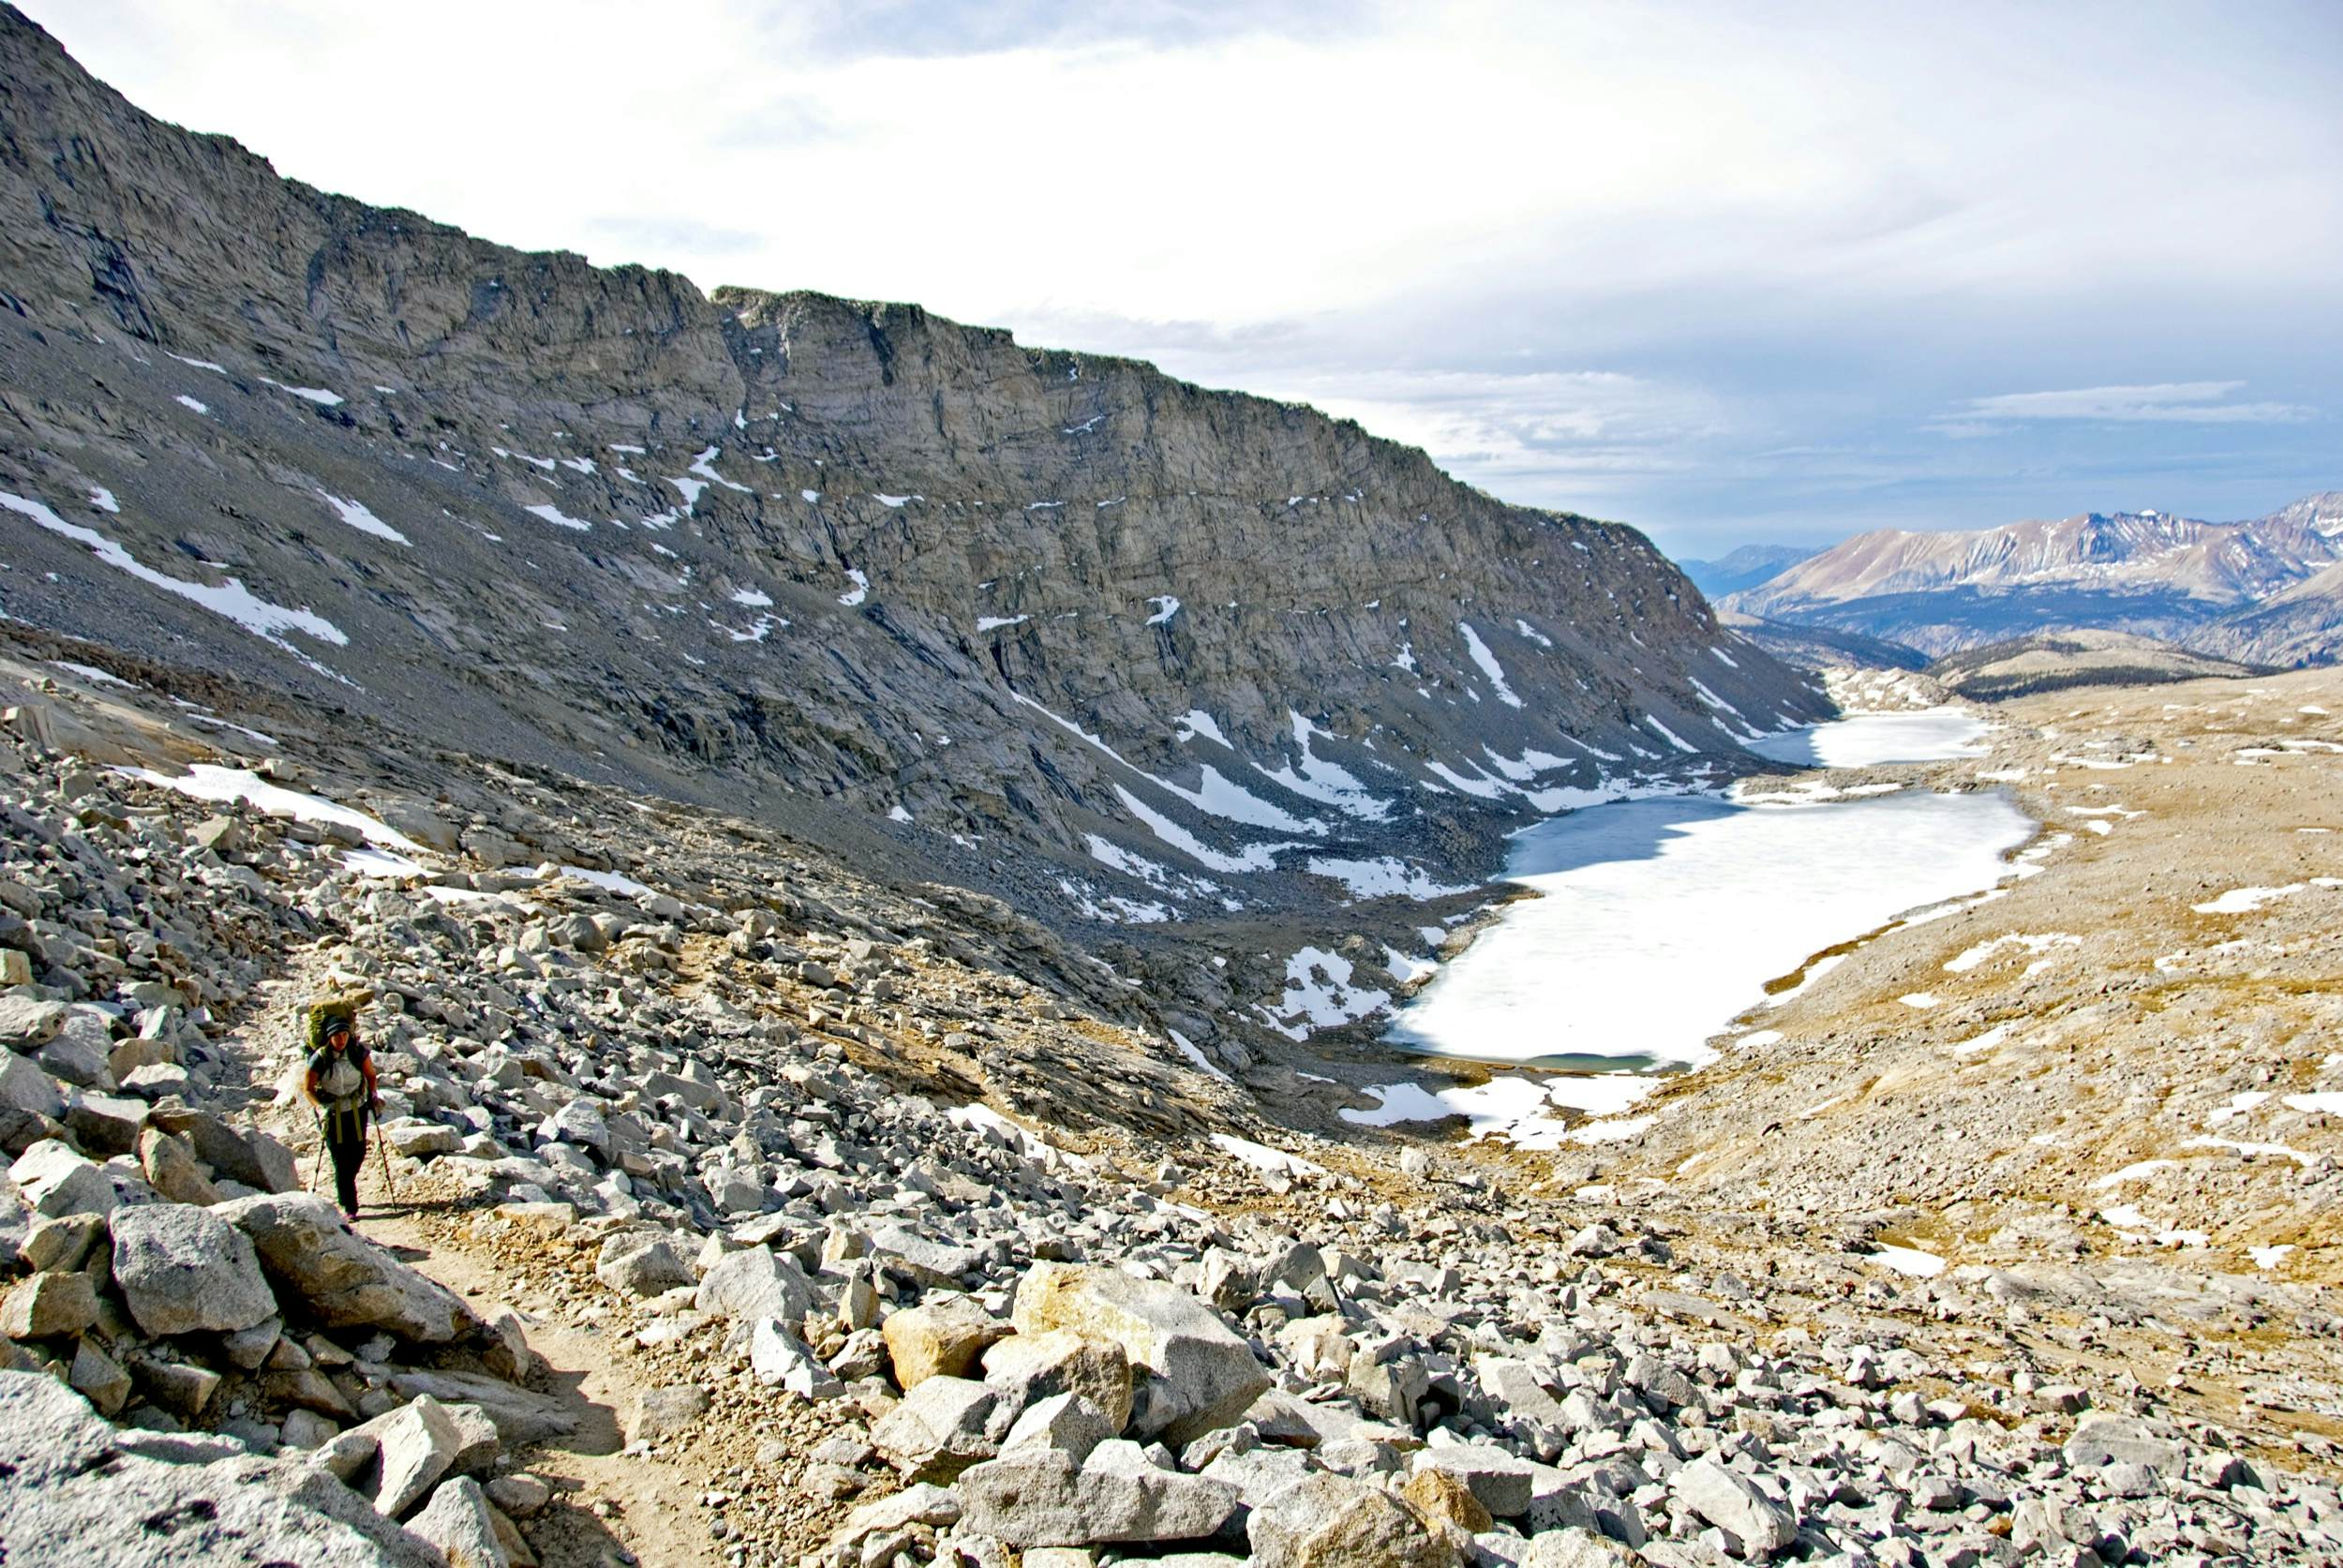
[583,217,768,259]
[1246,367,1726,502]
[755,0,1381,58]
[1946,382,2314,426]
[24,0,2342,553]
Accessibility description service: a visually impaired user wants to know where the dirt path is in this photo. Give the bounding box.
[362,1204,728,1568]
[227,941,725,1568]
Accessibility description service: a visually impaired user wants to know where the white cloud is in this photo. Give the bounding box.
[27,0,2339,547]
[1249,367,1724,502]
[1948,382,2312,426]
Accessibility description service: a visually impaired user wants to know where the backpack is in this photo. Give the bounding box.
[305,994,372,1113]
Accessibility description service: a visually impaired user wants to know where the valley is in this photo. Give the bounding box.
[0,7,2336,1568]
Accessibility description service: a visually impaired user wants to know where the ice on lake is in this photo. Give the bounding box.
[1383,746,2032,1070]
[1744,708,1989,768]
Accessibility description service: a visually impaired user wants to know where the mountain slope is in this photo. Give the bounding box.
[1677,542,1821,597]
[0,7,1819,963]
[1724,498,2343,662]
[1927,630,2269,701]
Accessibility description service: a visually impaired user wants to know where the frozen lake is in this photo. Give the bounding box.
[1380,715,2030,1072]
[1743,707,1990,768]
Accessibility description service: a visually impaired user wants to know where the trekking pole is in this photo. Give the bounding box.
[370,1110,401,1206]
[306,1106,326,1196]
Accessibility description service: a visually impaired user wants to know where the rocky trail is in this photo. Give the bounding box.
[2,642,2342,1568]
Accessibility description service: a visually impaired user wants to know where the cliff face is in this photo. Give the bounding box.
[0,7,1819,938]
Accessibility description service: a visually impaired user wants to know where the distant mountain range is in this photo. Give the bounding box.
[1719,493,2343,665]
[1678,544,1822,598]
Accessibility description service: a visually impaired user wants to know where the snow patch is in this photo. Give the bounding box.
[1457,621,1524,708]
[1307,857,1469,902]
[523,501,592,532]
[316,489,408,545]
[3,489,346,654]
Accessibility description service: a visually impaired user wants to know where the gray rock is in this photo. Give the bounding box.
[8,1139,114,1217]
[751,1319,843,1398]
[1667,1456,1796,1557]
[1415,1444,1537,1517]
[694,1243,812,1325]
[828,1482,963,1555]
[139,1126,221,1205]
[407,1473,510,1567]
[0,1052,62,1120]
[869,1224,981,1288]
[485,1472,552,1517]
[69,1337,131,1415]
[538,1098,609,1160]
[108,1201,276,1337]
[1013,1262,1269,1445]
[594,1232,694,1296]
[1001,1392,1116,1464]
[282,1408,343,1450]
[953,1443,1240,1547]
[20,1212,105,1273]
[0,1368,440,1565]
[132,1354,223,1419]
[872,1374,1009,1482]
[981,1327,1135,1433]
[148,1110,300,1195]
[1518,1527,1643,1566]
[218,1193,479,1343]
[358,1394,468,1516]
[385,1368,579,1447]
[2064,1413,2185,1471]
[36,1012,114,1091]
[0,995,66,1051]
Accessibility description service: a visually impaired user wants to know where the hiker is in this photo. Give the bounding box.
[303,1001,380,1217]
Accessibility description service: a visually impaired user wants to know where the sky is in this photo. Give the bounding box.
[30,0,2343,558]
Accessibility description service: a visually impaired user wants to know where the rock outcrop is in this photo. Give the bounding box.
[0,5,1817,962]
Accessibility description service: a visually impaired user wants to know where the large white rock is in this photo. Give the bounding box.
[1012,1262,1269,1444]
[406,1474,511,1568]
[217,1193,478,1343]
[8,1139,115,1217]
[0,994,66,1050]
[356,1394,467,1517]
[593,1232,694,1296]
[109,1202,276,1337]
[953,1442,1240,1547]
[0,1369,441,1565]
[2064,1413,2186,1471]
[871,1374,1009,1482]
[751,1319,843,1398]
[693,1244,811,1325]
[1667,1456,1797,1557]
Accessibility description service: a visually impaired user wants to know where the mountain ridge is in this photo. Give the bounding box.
[0,5,1819,1025]
[1724,495,2343,662]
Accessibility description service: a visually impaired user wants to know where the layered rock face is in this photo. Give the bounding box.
[0,7,1816,933]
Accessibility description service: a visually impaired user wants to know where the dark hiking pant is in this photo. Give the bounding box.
[325,1105,366,1216]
